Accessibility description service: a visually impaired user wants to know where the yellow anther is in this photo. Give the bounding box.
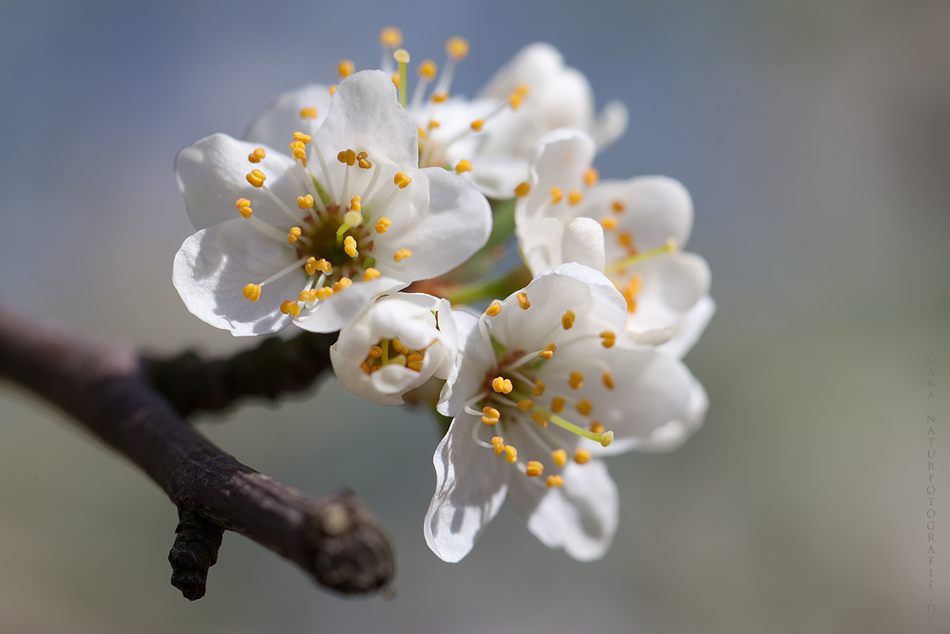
[295,195,313,210]
[507,92,522,110]
[551,449,568,467]
[602,372,615,390]
[360,361,372,374]
[336,148,357,166]
[292,148,307,164]
[481,413,499,426]
[551,397,565,413]
[600,331,616,348]
[526,461,544,477]
[299,107,318,119]
[516,399,533,411]
[601,216,618,230]
[568,189,583,205]
[328,84,337,96]
[393,172,412,188]
[392,338,408,354]
[504,445,518,463]
[600,431,614,447]
[612,200,625,213]
[418,59,437,80]
[379,26,403,48]
[431,92,448,103]
[491,376,513,394]
[491,436,505,455]
[279,300,301,317]
[576,399,593,416]
[568,371,584,390]
[375,217,391,234]
[298,290,312,302]
[316,286,334,301]
[363,268,381,282]
[446,36,470,60]
[332,277,352,292]
[470,119,484,131]
[393,248,412,262]
[574,449,591,464]
[393,48,410,64]
[417,126,427,139]
[531,380,545,396]
[343,236,358,258]
[391,72,400,89]
[368,345,383,359]
[242,283,261,302]
[293,131,311,143]
[349,195,361,212]
[236,198,253,219]
[546,475,564,487]
[407,353,425,372]
[583,167,600,187]
[530,412,548,427]
[485,300,501,317]
[248,147,266,163]
[305,257,318,276]
[561,309,576,330]
[515,83,530,97]
[337,59,355,80]
[455,160,472,173]
[514,182,531,197]
[287,227,302,244]
[590,421,606,434]
[246,169,266,188]
[517,292,530,310]
[618,231,634,249]
[483,406,500,418]
[550,187,563,204]
[538,342,557,360]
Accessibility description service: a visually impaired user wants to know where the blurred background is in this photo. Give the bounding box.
[1,1,948,632]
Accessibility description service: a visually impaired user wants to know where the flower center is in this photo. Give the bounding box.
[360,337,427,375]
[463,295,616,489]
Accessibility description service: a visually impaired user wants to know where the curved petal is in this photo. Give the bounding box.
[621,251,711,335]
[517,216,605,276]
[507,459,618,561]
[243,84,332,150]
[658,293,716,360]
[372,167,492,281]
[594,176,694,252]
[591,99,629,150]
[519,129,596,225]
[623,371,709,453]
[438,309,493,417]
[292,276,406,333]
[175,133,297,230]
[172,219,300,336]
[424,412,510,562]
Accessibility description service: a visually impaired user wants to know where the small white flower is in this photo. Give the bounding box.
[330,293,457,406]
[173,70,492,336]
[424,263,699,562]
[516,128,712,342]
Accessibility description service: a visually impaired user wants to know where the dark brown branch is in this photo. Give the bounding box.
[0,306,394,599]
[143,331,338,418]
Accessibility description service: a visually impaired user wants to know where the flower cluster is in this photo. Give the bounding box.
[172,28,713,563]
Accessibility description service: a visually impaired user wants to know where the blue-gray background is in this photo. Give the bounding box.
[1,1,948,632]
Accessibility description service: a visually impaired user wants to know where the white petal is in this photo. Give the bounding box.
[658,294,716,360]
[590,99,629,150]
[372,167,492,281]
[595,176,694,252]
[438,309,494,417]
[243,84,332,149]
[622,251,711,335]
[507,459,618,561]
[172,219,299,336]
[517,216,605,276]
[292,276,406,333]
[624,371,709,452]
[175,133,297,230]
[424,412,510,562]
[519,129,596,225]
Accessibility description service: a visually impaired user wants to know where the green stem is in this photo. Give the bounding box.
[444,265,532,306]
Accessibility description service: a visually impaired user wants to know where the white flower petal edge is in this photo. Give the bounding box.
[330,293,458,406]
[425,263,698,561]
[480,43,629,150]
[243,84,332,150]
[173,70,492,336]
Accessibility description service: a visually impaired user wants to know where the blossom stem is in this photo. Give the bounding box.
[444,266,531,306]
[604,240,676,274]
